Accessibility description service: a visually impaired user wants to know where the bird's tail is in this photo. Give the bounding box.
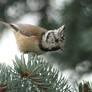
[0,21,19,32]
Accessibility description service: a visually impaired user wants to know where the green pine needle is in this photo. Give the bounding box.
[0,54,71,92]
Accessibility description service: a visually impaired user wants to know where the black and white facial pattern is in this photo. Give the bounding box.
[41,26,65,51]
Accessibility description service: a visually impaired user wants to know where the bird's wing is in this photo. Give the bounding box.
[14,24,48,37]
[0,21,48,37]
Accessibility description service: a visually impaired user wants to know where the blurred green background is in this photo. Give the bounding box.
[0,0,92,82]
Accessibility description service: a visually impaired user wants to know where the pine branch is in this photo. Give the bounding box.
[73,82,92,92]
[13,54,71,92]
[0,54,71,92]
[0,54,92,92]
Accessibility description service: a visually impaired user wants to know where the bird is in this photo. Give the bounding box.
[0,21,65,54]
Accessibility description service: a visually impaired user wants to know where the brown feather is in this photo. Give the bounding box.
[0,21,47,37]
[15,24,48,37]
[0,21,47,54]
[14,32,45,54]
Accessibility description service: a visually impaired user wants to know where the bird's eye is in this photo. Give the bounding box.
[61,36,65,40]
[59,34,65,42]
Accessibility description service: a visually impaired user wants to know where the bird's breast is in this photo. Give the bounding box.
[14,32,45,54]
